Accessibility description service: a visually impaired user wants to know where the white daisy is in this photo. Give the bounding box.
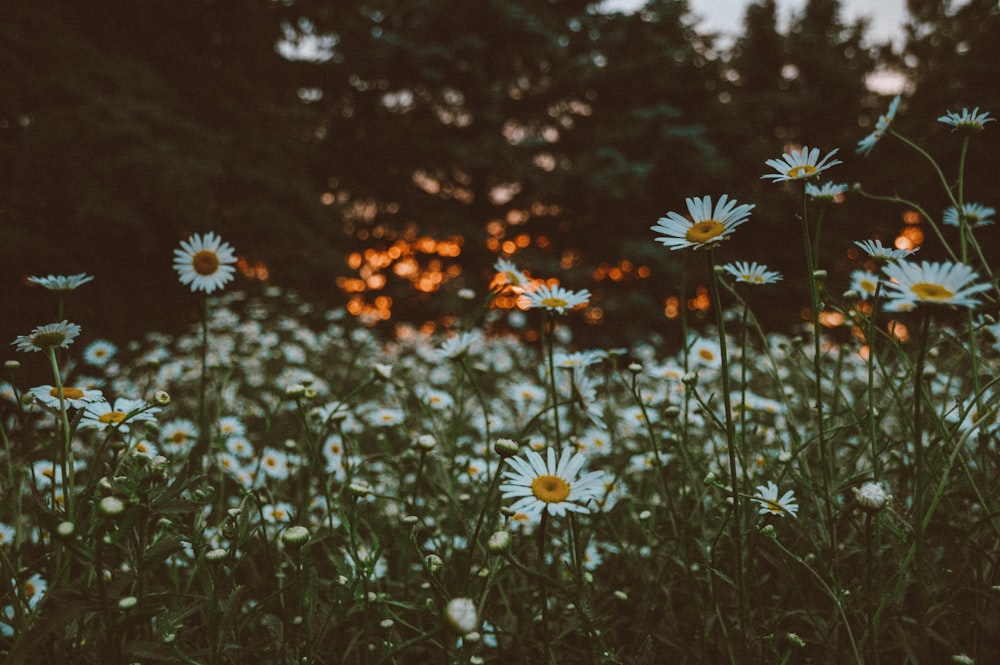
[651,194,754,251]
[27,273,93,293]
[83,339,117,366]
[79,398,158,433]
[521,283,591,314]
[938,107,994,131]
[13,321,81,353]
[806,182,848,201]
[218,415,246,439]
[854,239,918,262]
[259,448,291,479]
[689,337,723,369]
[762,146,841,182]
[500,447,606,518]
[494,258,529,287]
[857,95,901,156]
[850,270,881,300]
[943,202,995,228]
[722,261,782,285]
[752,480,799,518]
[880,260,990,311]
[172,232,237,294]
[160,418,200,455]
[437,331,481,359]
[28,384,104,410]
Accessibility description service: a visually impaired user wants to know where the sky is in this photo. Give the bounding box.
[598,0,909,46]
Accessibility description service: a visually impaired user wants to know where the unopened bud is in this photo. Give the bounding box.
[98,496,126,517]
[445,597,478,634]
[425,554,443,574]
[153,390,171,406]
[282,525,310,547]
[415,434,436,451]
[493,438,520,458]
[487,531,511,553]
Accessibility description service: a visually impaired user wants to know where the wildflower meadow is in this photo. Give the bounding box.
[3,102,1000,665]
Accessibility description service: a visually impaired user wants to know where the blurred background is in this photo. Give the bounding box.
[2,0,998,351]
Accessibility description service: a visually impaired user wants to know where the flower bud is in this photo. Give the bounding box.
[98,496,126,517]
[487,531,511,553]
[415,434,436,451]
[493,438,520,458]
[853,481,889,512]
[425,554,443,574]
[445,597,478,635]
[282,525,310,547]
[153,390,171,406]
[349,479,372,497]
[206,548,228,563]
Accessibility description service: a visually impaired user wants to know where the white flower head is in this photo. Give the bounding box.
[722,261,782,285]
[173,232,238,294]
[938,107,994,132]
[500,447,605,518]
[880,260,990,311]
[13,321,82,353]
[857,95,901,156]
[762,146,841,182]
[854,239,918,262]
[522,283,591,314]
[494,258,529,287]
[805,182,848,201]
[652,194,753,251]
[28,273,94,293]
[752,480,798,518]
[943,203,995,228]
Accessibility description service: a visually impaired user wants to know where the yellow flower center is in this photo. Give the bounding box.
[763,500,784,513]
[50,387,85,400]
[698,349,715,362]
[99,411,127,424]
[172,431,189,444]
[860,279,877,294]
[531,474,570,503]
[685,220,725,244]
[541,297,569,309]
[503,270,523,286]
[24,581,37,598]
[910,282,954,300]
[786,165,817,178]
[192,250,220,276]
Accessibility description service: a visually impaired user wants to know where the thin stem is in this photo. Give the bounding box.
[705,249,747,664]
[890,129,961,211]
[47,347,74,521]
[912,311,931,665]
[536,510,554,664]
[543,312,562,447]
[800,186,836,565]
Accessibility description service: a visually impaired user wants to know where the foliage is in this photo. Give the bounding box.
[2,100,1000,664]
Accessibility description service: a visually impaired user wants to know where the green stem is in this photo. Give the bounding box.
[912,310,931,665]
[706,249,747,664]
[543,313,561,447]
[47,347,74,521]
[800,186,836,563]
